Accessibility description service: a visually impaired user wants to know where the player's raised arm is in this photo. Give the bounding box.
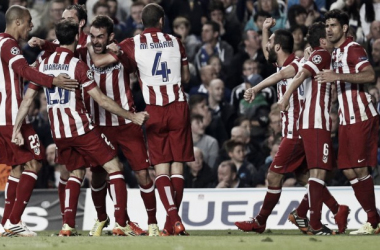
[262,18,276,60]
[11,87,39,146]
[87,86,149,125]
[87,42,118,68]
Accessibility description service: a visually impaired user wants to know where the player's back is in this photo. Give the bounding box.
[35,47,94,139]
[125,29,187,106]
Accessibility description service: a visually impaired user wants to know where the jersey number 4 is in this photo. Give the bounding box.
[152,52,171,82]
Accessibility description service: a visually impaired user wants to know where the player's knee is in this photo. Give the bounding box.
[267,171,283,187]
[102,157,123,174]
[23,160,42,173]
[70,168,86,179]
[10,165,23,178]
[135,169,151,185]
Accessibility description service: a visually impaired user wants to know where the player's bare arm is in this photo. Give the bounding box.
[11,87,39,146]
[181,64,190,84]
[244,65,296,103]
[315,65,375,84]
[87,42,117,68]
[278,70,310,111]
[262,18,276,60]
[87,86,149,125]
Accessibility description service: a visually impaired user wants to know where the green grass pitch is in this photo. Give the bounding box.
[2,230,380,250]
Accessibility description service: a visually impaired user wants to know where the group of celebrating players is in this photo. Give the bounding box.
[0,1,379,238]
[0,3,192,237]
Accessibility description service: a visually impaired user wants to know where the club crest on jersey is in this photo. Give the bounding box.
[11,46,20,55]
[312,55,322,64]
[87,70,94,80]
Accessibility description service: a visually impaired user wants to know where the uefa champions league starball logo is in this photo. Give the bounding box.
[11,47,20,55]
[312,55,322,64]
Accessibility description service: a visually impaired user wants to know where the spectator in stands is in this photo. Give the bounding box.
[191,114,219,169]
[225,140,258,187]
[208,55,226,83]
[93,1,110,16]
[189,65,217,97]
[367,21,380,63]
[172,16,201,63]
[360,0,380,41]
[372,39,380,74]
[244,10,271,32]
[369,85,380,113]
[123,0,144,38]
[268,107,282,136]
[107,0,119,24]
[287,4,308,28]
[194,21,234,72]
[184,147,215,188]
[167,0,207,36]
[231,59,262,113]
[189,94,228,148]
[35,144,58,189]
[209,0,242,52]
[208,79,236,135]
[245,0,287,31]
[227,29,275,89]
[214,161,242,188]
[290,25,307,53]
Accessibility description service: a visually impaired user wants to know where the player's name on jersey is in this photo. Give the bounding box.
[43,63,69,71]
[140,40,174,50]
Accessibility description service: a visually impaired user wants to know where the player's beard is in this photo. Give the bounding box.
[267,48,277,64]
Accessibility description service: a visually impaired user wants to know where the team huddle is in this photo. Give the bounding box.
[0,3,192,237]
[0,2,379,238]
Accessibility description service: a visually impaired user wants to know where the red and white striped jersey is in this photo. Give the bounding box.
[332,36,378,125]
[77,47,135,126]
[29,47,97,139]
[0,33,54,126]
[299,47,332,131]
[118,28,187,106]
[276,53,301,139]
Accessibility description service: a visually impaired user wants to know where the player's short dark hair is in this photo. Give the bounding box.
[204,20,220,34]
[91,15,114,35]
[5,5,28,25]
[66,4,88,28]
[307,22,326,48]
[131,0,145,8]
[224,139,244,153]
[141,3,165,28]
[325,9,349,27]
[56,20,79,45]
[274,29,294,54]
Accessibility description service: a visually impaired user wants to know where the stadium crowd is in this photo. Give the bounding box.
[1,0,380,236]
